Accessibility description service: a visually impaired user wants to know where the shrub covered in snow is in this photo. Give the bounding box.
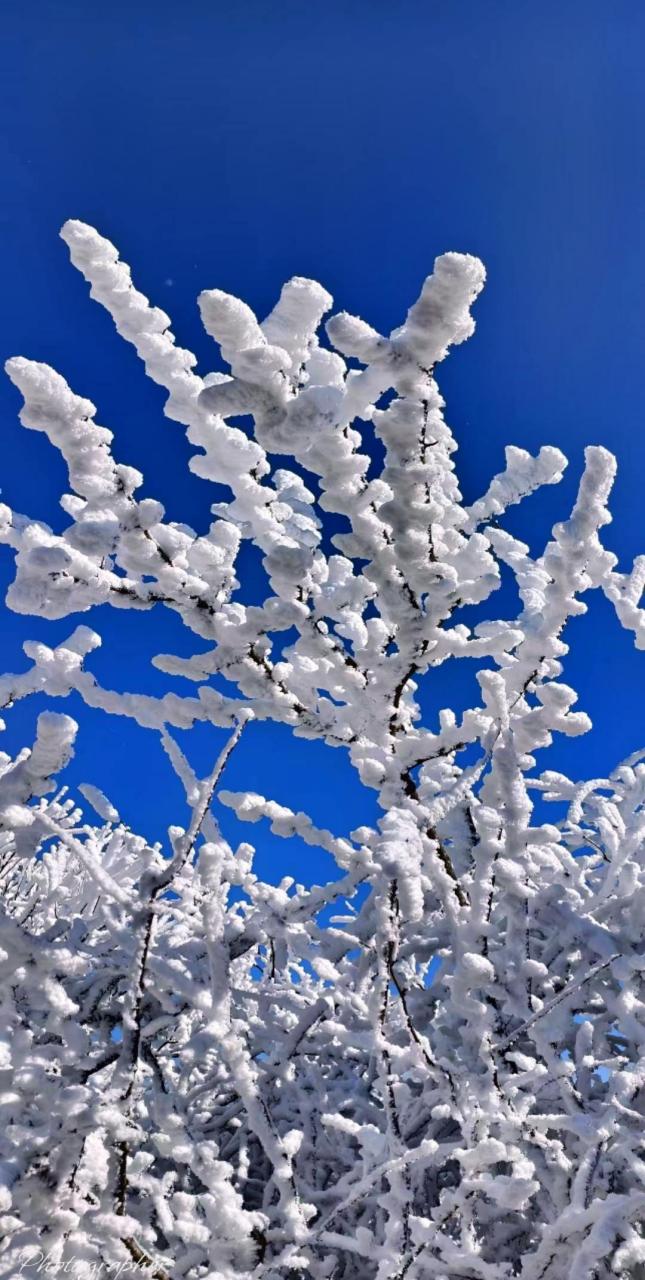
[0,223,644,1278]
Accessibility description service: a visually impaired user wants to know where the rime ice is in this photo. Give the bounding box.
[0,223,643,1279]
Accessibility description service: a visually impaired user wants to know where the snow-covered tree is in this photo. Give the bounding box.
[0,222,644,1279]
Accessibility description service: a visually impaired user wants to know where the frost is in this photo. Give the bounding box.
[0,221,642,1278]
[78,783,119,823]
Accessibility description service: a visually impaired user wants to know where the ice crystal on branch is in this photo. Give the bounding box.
[0,222,643,1279]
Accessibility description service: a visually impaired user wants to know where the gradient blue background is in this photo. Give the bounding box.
[0,1,643,884]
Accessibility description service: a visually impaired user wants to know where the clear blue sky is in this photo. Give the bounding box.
[0,1,643,882]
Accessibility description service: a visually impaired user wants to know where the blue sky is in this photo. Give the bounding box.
[0,1,643,882]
